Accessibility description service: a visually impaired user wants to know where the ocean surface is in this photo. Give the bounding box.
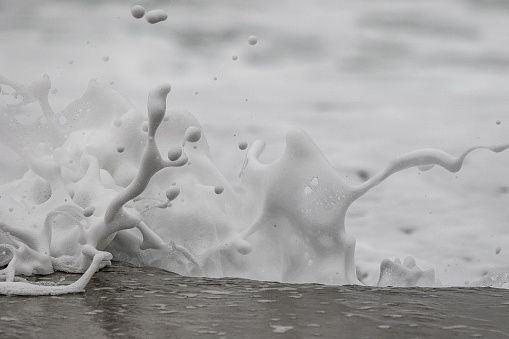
[1,262,509,338]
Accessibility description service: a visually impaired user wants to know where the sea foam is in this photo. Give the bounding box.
[0,75,508,295]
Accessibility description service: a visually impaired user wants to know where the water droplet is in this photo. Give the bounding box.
[184,126,201,143]
[145,9,168,24]
[238,141,248,150]
[103,55,110,62]
[248,35,258,45]
[83,206,95,217]
[168,147,183,161]
[166,186,180,201]
[131,5,145,19]
[232,55,238,61]
[214,186,224,194]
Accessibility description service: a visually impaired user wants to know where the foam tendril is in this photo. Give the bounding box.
[0,75,508,293]
[0,78,201,294]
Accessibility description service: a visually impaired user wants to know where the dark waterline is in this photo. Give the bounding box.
[1,262,508,338]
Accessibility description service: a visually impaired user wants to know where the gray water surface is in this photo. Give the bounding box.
[1,262,508,338]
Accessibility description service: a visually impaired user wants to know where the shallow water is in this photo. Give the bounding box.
[1,262,508,338]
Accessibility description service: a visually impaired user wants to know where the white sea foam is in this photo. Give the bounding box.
[0,74,507,294]
[1,1,509,294]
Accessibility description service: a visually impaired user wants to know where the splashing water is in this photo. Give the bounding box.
[0,72,508,295]
[1,0,509,295]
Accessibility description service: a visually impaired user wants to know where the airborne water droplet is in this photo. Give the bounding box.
[131,5,145,19]
[248,35,258,45]
[238,141,248,150]
[145,9,168,24]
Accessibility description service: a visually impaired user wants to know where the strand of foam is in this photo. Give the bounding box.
[359,145,509,287]
[104,84,184,223]
[0,80,202,294]
[0,250,112,296]
[1,75,508,289]
[103,83,200,265]
[354,145,509,198]
[238,129,508,285]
